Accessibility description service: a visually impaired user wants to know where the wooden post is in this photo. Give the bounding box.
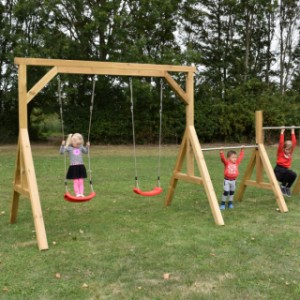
[292,179,300,195]
[11,64,49,250]
[188,126,224,225]
[186,72,194,177]
[20,129,48,249]
[255,111,263,183]
[165,130,188,206]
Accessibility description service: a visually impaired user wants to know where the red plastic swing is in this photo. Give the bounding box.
[133,186,163,197]
[129,78,164,198]
[64,191,96,203]
[58,76,96,203]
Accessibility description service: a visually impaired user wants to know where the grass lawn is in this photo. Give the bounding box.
[1,143,300,299]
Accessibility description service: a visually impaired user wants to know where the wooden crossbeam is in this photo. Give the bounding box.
[57,66,166,78]
[174,172,203,184]
[14,57,196,73]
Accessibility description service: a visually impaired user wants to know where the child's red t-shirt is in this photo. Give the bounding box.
[276,133,296,168]
[220,150,244,180]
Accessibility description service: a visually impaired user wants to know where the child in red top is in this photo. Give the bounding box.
[274,128,297,197]
[220,147,244,210]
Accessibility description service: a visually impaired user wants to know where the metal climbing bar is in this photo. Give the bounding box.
[263,126,300,130]
[202,145,258,151]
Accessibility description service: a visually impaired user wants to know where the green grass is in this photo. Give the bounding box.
[1,144,300,299]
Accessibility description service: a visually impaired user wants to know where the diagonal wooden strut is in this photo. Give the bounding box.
[292,177,300,195]
[27,66,58,103]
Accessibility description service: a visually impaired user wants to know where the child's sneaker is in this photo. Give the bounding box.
[220,202,226,210]
[228,202,234,209]
[286,187,291,197]
[280,185,287,195]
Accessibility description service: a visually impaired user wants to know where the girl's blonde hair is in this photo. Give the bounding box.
[284,140,292,150]
[65,133,84,147]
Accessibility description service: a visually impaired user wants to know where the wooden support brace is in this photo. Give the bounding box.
[188,126,224,225]
[27,67,58,103]
[165,130,188,206]
[235,149,257,201]
[258,144,288,212]
[164,72,189,105]
[19,129,49,250]
[292,176,300,195]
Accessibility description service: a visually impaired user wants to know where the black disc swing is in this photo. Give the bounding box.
[129,77,163,197]
[57,75,96,202]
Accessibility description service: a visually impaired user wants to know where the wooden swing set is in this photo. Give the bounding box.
[11,57,287,251]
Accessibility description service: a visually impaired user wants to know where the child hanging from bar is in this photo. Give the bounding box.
[220,147,244,210]
[274,128,297,197]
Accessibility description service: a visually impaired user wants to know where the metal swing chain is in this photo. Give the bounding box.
[57,75,68,193]
[157,79,163,187]
[87,76,96,192]
[129,77,139,189]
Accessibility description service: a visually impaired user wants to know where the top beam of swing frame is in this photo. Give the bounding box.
[263,126,300,130]
[15,57,195,106]
[14,57,196,76]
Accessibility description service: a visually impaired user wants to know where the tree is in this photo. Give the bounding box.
[0,1,19,141]
[278,0,300,94]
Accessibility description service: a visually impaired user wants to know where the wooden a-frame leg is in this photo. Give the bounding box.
[292,175,300,195]
[10,191,20,224]
[165,130,188,206]
[258,144,288,212]
[10,140,21,223]
[189,126,224,226]
[235,149,256,201]
[11,129,48,250]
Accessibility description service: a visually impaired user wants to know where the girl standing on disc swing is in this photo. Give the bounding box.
[60,133,90,197]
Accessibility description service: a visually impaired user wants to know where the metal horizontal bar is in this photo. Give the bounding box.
[202,145,258,151]
[263,126,300,130]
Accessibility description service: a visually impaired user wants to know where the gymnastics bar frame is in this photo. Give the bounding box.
[12,57,224,250]
[234,111,288,212]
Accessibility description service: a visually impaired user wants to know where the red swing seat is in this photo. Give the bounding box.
[64,191,96,202]
[133,187,163,197]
